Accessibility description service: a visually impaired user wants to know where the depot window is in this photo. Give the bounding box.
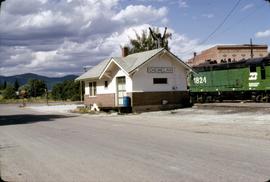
[89,82,96,96]
[153,78,168,84]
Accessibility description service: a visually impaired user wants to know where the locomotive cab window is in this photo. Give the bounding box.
[249,65,256,72]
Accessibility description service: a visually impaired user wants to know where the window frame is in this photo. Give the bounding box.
[104,81,108,88]
[153,78,168,84]
[89,81,97,96]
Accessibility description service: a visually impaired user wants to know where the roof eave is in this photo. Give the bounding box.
[75,76,99,81]
[99,58,129,79]
[165,50,194,71]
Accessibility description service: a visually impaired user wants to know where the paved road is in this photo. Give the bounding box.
[0,105,270,182]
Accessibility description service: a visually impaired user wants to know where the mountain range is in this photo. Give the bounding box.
[0,73,78,90]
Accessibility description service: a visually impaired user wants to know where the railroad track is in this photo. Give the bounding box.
[194,102,270,109]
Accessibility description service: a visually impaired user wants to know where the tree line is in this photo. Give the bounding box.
[0,79,81,101]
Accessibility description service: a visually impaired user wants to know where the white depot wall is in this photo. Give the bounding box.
[113,69,133,92]
[84,64,132,95]
[85,79,115,95]
[132,53,188,92]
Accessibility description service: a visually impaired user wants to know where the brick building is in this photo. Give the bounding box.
[187,44,268,66]
[76,48,192,112]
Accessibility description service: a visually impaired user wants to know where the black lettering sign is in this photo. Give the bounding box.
[147,67,174,73]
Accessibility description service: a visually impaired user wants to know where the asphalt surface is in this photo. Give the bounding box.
[0,105,270,182]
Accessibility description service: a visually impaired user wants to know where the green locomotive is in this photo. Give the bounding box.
[188,56,270,103]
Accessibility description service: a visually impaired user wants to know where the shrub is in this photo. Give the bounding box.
[3,85,17,99]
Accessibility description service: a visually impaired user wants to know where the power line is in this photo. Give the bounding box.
[199,0,242,45]
[218,4,265,35]
[180,0,243,57]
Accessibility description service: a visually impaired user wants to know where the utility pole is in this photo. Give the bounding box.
[250,38,254,59]
[80,81,82,102]
[0,0,5,12]
[45,88,49,106]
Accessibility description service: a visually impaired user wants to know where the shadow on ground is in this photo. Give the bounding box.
[0,114,75,126]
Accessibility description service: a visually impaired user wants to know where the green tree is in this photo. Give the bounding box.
[51,83,63,100]
[64,80,80,101]
[3,85,17,99]
[14,79,20,91]
[28,79,47,97]
[128,27,172,54]
[51,80,80,101]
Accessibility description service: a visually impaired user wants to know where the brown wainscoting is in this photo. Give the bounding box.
[84,94,115,107]
[130,91,190,107]
[132,104,185,113]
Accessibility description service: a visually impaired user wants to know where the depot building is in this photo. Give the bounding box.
[76,48,192,112]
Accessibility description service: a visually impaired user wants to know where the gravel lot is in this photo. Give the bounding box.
[28,103,270,140]
[27,104,84,114]
[0,104,270,182]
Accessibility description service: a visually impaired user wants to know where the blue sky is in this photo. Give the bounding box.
[0,0,269,76]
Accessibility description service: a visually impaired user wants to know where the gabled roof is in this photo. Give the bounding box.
[75,58,111,81]
[113,48,164,73]
[76,48,192,81]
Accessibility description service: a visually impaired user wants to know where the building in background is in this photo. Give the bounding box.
[187,44,268,66]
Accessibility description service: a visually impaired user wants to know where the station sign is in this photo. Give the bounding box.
[147,67,174,73]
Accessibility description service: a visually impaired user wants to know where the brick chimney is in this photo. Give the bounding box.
[122,46,129,57]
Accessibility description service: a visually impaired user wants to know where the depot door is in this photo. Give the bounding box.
[116,76,126,106]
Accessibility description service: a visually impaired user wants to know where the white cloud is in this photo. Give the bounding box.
[0,0,210,76]
[255,29,270,38]
[202,14,214,19]
[20,11,71,29]
[241,3,254,11]
[178,0,188,8]
[168,30,213,60]
[113,5,168,25]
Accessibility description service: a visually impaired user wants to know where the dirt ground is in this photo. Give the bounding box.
[82,104,270,141]
[27,103,270,140]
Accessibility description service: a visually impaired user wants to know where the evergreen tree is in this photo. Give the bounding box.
[28,79,47,97]
[14,79,20,91]
[3,81,7,89]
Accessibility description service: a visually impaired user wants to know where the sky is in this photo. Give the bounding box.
[0,0,270,77]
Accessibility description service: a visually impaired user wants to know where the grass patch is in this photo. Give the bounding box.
[0,96,79,104]
[71,106,98,114]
